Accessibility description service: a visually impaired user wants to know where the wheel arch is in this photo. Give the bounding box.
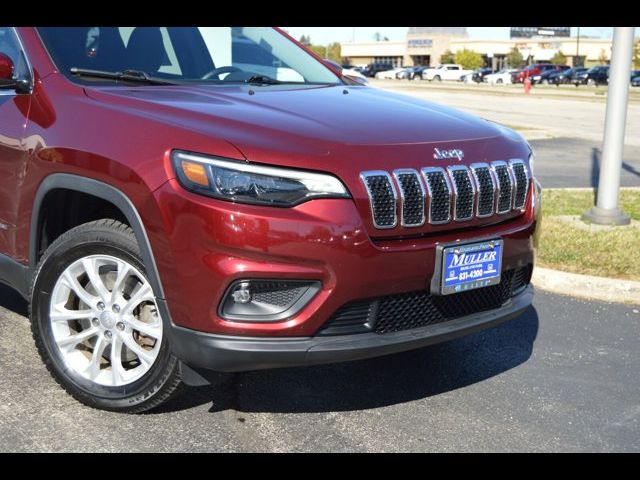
[30,174,166,302]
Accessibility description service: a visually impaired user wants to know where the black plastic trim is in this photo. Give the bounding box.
[168,285,533,373]
[0,253,30,298]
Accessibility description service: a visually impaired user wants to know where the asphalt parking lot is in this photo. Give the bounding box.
[1,282,639,452]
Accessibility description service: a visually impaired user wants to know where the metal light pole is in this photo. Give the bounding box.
[576,27,580,66]
[582,27,634,226]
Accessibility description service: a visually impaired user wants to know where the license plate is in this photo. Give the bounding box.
[440,239,503,295]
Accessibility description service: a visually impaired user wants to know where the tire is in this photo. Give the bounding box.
[496,79,503,84]
[433,75,441,82]
[30,219,182,413]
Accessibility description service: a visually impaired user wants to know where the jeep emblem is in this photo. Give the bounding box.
[434,148,464,161]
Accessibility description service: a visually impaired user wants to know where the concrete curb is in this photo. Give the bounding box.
[532,267,640,305]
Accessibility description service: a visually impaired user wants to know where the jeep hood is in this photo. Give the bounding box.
[84,83,504,150]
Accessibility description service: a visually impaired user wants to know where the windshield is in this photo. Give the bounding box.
[37,27,341,85]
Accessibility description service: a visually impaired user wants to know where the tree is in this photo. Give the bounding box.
[440,50,455,64]
[373,32,382,42]
[634,40,640,69]
[550,50,566,65]
[598,49,608,65]
[298,35,311,47]
[454,49,484,70]
[308,42,341,62]
[506,46,524,68]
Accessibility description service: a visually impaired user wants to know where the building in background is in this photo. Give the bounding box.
[341,28,616,69]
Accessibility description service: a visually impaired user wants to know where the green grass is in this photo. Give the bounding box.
[538,188,640,280]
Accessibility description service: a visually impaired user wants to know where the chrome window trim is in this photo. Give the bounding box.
[469,162,496,218]
[490,160,514,215]
[420,166,451,225]
[0,27,34,96]
[392,168,426,228]
[360,170,398,229]
[508,158,530,210]
[446,165,475,222]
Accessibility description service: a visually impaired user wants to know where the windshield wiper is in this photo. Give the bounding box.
[69,68,178,85]
[245,75,283,85]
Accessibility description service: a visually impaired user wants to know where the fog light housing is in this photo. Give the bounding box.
[219,280,321,322]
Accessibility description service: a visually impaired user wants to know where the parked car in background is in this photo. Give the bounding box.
[410,66,428,80]
[362,62,394,78]
[471,67,494,83]
[574,65,609,86]
[422,64,473,82]
[548,67,587,85]
[395,67,416,80]
[516,63,566,83]
[484,69,519,85]
[531,65,570,84]
[323,59,368,84]
[632,76,640,87]
[375,67,405,80]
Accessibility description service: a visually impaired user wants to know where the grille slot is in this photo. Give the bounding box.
[361,172,397,229]
[492,162,514,214]
[448,166,475,221]
[422,167,451,224]
[510,160,529,210]
[320,266,532,336]
[470,164,496,217]
[393,170,426,227]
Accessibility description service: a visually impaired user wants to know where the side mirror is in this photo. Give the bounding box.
[344,74,368,86]
[0,53,28,92]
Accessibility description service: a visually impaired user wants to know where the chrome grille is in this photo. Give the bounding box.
[510,160,529,210]
[422,167,451,224]
[470,163,496,217]
[448,166,475,221]
[361,159,529,230]
[360,172,397,229]
[393,169,425,227]
[492,162,514,214]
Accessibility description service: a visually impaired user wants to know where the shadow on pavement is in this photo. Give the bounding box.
[156,306,539,414]
[0,283,28,317]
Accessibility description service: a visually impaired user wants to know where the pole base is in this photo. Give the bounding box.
[582,206,631,226]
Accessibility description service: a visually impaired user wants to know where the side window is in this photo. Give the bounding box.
[0,27,29,79]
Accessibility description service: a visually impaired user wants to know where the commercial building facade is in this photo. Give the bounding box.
[341,28,616,69]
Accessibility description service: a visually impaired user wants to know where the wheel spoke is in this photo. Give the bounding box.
[56,327,99,350]
[50,304,94,323]
[84,335,108,380]
[81,258,111,301]
[110,336,126,385]
[127,316,162,340]
[119,331,155,366]
[63,270,99,308]
[122,283,153,315]
[110,260,131,304]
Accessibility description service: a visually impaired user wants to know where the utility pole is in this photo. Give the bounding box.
[582,27,634,226]
[576,27,580,66]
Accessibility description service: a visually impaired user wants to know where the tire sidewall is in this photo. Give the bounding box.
[31,227,177,411]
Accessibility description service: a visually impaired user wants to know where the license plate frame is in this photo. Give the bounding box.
[434,238,503,296]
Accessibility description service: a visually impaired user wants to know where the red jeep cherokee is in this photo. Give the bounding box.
[0,27,541,412]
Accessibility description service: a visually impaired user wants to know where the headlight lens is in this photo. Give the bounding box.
[172,150,350,206]
[528,150,535,178]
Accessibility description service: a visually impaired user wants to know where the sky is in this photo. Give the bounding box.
[281,27,636,45]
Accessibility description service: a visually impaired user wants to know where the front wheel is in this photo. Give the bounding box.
[433,75,441,82]
[30,219,182,413]
[496,78,503,84]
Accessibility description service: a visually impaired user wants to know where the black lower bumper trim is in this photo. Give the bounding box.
[167,285,533,373]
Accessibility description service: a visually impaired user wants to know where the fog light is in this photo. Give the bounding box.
[219,280,321,322]
[231,282,252,304]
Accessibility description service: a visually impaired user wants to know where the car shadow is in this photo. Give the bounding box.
[0,283,28,317]
[155,306,539,415]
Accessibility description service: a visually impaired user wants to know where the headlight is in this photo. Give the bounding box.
[172,150,351,207]
[528,150,535,178]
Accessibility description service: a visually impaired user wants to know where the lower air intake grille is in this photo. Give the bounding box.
[320,266,532,336]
